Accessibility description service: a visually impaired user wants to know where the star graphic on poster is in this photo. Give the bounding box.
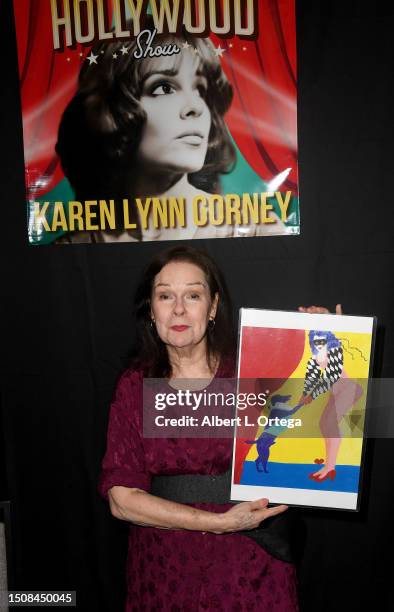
[242,46,247,51]
[214,45,225,57]
[229,43,233,48]
[182,41,190,49]
[66,57,71,62]
[120,45,129,55]
[113,53,118,59]
[87,52,98,65]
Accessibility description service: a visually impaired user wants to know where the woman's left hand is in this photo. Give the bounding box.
[298,304,343,315]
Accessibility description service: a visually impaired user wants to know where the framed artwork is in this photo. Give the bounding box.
[231,309,376,510]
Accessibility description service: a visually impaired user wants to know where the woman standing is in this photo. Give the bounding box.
[99,246,298,610]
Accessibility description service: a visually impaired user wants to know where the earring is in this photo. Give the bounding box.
[150,319,155,328]
[208,318,215,330]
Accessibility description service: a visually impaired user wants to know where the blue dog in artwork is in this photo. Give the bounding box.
[244,394,302,473]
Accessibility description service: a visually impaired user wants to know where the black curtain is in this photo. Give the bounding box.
[1,1,394,610]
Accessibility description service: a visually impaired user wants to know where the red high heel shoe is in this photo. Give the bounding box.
[309,469,336,482]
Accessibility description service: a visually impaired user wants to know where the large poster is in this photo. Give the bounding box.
[13,0,299,245]
[231,309,375,510]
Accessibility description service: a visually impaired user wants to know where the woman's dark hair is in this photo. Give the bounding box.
[56,18,235,210]
[131,245,234,377]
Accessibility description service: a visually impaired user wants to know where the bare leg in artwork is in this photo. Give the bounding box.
[310,375,363,481]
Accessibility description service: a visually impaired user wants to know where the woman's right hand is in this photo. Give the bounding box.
[212,498,288,534]
[298,304,343,315]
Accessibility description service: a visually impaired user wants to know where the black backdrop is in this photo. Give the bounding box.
[1,1,394,610]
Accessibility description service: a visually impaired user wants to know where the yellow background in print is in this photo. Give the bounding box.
[246,331,372,465]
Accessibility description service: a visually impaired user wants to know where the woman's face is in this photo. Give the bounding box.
[312,335,328,354]
[150,261,218,351]
[137,50,212,174]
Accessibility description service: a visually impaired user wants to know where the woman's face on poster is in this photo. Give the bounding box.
[312,335,328,354]
[137,50,212,175]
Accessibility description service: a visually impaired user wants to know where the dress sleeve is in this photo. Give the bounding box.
[303,357,319,396]
[309,345,343,399]
[98,370,151,499]
[303,347,344,400]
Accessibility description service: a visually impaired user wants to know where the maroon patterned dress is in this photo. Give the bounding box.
[99,365,298,612]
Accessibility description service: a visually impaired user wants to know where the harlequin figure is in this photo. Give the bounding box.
[299,330,363,482]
